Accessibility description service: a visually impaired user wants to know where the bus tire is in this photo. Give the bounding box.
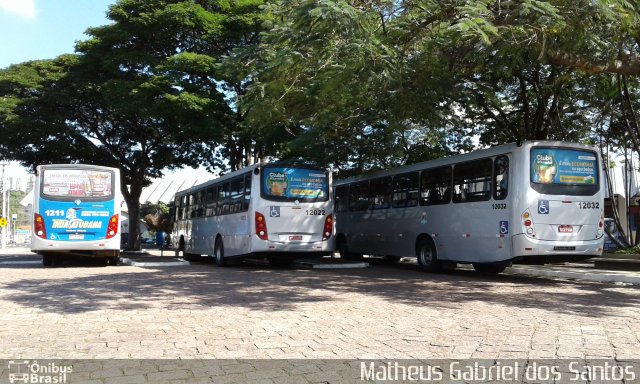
[472,263,508,274]
[52,254,63,267]
[107,256,119,266]
[338,236,363,261]
[417,236,440,272]
[42,253,53,267]
[214,238,226,267]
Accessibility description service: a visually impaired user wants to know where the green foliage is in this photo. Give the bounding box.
[141,202,173,233]
[0,0,269,250]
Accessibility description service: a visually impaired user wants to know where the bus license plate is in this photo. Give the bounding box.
[558,225,573,233]
[289,235,303,241]
[69,234,85,240]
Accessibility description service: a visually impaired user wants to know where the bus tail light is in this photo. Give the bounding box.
[106,214,119,239]
[255,211,268,240]
[522,209,536,238]
[322,214,333,241]
[597,213,604,238]
[34,213,46,239]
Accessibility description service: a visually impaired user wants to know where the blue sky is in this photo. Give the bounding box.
[0,0,115,68]
[0,0,115,180]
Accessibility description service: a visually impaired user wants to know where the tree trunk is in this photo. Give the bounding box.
[121,175,143,251]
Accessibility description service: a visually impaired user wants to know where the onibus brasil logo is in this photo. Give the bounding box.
[8,361,73,383]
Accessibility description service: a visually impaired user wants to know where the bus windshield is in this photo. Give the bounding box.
[42,168,114,200]
[530,147,599,196]
[261,166,328,202]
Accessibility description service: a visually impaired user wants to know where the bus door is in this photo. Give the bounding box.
[446,158,501,263]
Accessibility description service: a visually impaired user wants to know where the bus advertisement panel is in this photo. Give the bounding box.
[262,167,328,200]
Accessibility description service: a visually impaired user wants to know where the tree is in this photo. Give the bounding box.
[1,0,270,250]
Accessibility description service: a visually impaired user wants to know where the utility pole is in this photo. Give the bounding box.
[1,161,6,249]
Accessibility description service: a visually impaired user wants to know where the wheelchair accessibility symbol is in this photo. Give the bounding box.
[270,206,280,218]
[538,200,549,215]
[499,221,509,235]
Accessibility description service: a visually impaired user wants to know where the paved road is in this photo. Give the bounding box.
[0,249,639,383]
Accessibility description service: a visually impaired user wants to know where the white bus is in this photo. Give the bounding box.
[170,162,334,266]
[334,141,604,274]
[31,164,121,266]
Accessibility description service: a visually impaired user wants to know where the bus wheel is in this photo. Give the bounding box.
[473,263,507,274]
[42,253,53,267]
[108,256,120,266]
[214,238,226,267]
[417,237,440,272]
[385,256,402,263]
[338,238,363,261]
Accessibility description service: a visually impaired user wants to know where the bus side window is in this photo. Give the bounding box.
[370,177,392,209]
[494,155,509,200]
[392,172,419,208]
[335,185,349,212]
[180,195,188,220]
[195,190,204,217]
[453,159,492,203]
[189,194,196,218]
[230,177,244,214]
[205,186,217,216]
[420,166,451,206]
[218,183,230,215]
[349,181,370,211]
[243,173,252,211]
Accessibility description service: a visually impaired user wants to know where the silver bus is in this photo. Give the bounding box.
[334,141,604,273]
[171,162,334,266]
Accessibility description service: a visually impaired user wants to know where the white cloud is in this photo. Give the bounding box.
[0,0,36,20]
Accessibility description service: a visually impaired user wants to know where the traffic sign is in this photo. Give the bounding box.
[0,217,7,228]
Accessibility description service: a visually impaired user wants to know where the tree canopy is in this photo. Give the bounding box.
[3,0,640,245]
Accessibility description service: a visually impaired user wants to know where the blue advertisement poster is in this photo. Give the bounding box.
[262,167,327,200]
[530,148,598,185]
[39,199,114,241]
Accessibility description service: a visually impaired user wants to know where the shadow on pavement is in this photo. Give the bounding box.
[1,255,639,317]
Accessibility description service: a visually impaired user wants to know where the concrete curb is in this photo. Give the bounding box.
[120,257,191,267]
[294,260,369,269]
[507,265,640,285]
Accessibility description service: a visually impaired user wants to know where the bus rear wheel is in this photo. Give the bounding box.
[472,263,508,274]
[417,237,441,272]
[107,256,119,266]
[42,253,53,267]
[338,237,363,261]
[214,238,226,267]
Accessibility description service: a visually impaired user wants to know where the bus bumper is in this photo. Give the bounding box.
[512,234,604,262]
[252,238,334,256]
[30,239,121,256]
